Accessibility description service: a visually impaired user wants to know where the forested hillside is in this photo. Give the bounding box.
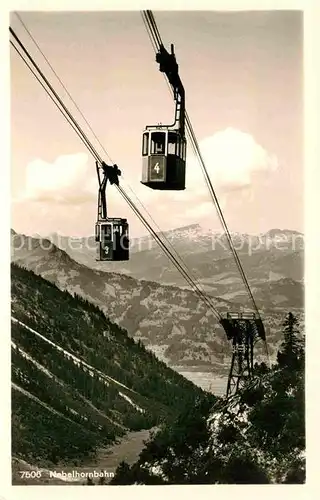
[11,263,211,471]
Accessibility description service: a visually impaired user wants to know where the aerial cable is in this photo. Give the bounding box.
[10,27,103,165]
[12,18,221,320]
[122,180,215,304]
[141,12,158,54]
[186,115,261,316]
[10,26,222,321]
[118,185,221,320]
[14,12,114,166]
[10,40,101,163]
[143,10,162,49]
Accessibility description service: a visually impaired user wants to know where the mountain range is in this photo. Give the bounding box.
[11,226,304,377]
[47,224,304,306]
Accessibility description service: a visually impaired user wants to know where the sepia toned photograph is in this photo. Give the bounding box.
[10,9,304,485]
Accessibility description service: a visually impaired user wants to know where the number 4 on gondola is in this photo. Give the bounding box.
[149,156,165,181]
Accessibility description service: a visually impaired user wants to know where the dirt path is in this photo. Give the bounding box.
[13,427,157,485]
[81,427,156,470]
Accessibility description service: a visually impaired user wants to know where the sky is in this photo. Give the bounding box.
[10,10,303,237]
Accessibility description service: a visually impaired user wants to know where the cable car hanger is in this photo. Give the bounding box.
[96,161,121,219]
[141,42,187,191]
[154,43,185,136]
[95,161,129,262]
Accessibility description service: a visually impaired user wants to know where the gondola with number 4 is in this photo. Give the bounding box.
[141,43,186,190]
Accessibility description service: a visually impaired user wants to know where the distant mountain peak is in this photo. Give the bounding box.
[166,223,201,233]
[264,228,303,237]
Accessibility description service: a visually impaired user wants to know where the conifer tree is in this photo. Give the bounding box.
[277,312,304,370]
[110,461,132,485]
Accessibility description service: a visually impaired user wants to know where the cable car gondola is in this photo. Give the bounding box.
[95,161,129,261]
[141,43,186,191]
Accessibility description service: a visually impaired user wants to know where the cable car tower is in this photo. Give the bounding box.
[95,161,129,261]
[141,43,186,190]
[220,312,266,398]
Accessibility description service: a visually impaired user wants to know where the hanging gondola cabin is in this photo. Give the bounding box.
[141,128,186,190]
[95,218,129,261]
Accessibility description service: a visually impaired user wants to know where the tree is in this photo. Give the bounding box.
[222,454,269,484]
[110,461,133,485]
[283,458,305,484]
[98,473,106,485]
[277,313,304,370]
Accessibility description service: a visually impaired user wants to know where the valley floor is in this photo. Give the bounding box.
[175,371,228,396]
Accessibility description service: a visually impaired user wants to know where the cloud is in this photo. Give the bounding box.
[185,127,278,193]
[23,153,96,204]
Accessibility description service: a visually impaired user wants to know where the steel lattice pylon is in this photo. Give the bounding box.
[220,312,266,398]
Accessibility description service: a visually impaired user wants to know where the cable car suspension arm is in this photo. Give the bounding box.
[156,43,185,136]
[143,11,185,136]
[96,161,121,220]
